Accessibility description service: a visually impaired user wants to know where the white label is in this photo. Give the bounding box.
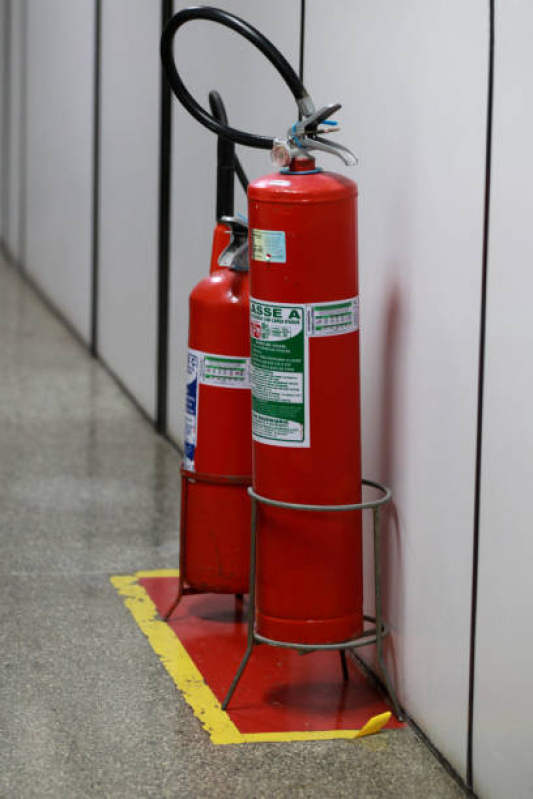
[184,349,251,471]
[251,229,286,263]
[307,296,359,337]
[198,351,251,389]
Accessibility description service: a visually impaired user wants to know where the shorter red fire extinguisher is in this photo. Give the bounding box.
[166,91,252,615]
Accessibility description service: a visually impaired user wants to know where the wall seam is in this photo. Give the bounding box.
[466,0,495,790]
[19,0,27,267]
[90,0,102,356]
[299,0,306,83]
[2,0,11,245]
[156,0,174,435]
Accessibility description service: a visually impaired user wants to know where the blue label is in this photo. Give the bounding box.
[251,229,286,263]
[184,352,199,471]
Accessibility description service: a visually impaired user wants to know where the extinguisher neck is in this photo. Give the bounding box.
[288,156,317,173]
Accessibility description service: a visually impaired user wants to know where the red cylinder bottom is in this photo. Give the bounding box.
[183,480,250,594]
[255,507,362,644]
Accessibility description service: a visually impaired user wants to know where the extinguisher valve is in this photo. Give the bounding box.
[272,103,358,168]
[218,216,249,272]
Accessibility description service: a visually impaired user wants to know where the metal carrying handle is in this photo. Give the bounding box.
[218,216,249,271]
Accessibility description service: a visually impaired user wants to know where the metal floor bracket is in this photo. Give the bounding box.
[222,479,403,721]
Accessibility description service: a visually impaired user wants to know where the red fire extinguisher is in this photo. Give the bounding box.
[162,7,361,644]
[166,89,252,615]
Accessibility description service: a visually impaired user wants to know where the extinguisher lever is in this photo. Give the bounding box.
[218,216,249,271]
[271,104,358,168]
[299,103,342,132]
[299,134,359,167]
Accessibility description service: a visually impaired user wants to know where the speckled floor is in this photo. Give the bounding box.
[0,255,469,798]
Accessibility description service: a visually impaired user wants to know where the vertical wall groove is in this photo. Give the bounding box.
[19,0,27,267]
[156,0,174,434]
[2,0,12,247]
[91,0,102,356]
[299,0,306,83]
[467,0,495,789]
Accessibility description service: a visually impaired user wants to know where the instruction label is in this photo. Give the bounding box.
[184,349,251,471]
[250,296,359,448]
[251,229,286,263]
[250,300,308,446]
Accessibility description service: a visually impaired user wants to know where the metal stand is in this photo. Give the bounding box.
[222,479,402,720]
[164,466,251,621]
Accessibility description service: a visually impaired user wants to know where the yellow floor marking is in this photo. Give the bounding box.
[110,569,391,746]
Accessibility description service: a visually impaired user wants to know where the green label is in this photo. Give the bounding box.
[250,300,308,446]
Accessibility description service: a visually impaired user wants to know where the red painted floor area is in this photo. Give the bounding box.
[140,576,403,734]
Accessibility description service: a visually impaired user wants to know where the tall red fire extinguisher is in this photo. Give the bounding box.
[161,7,362,643]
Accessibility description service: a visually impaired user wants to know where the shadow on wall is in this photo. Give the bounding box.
[379,281,404,694]
[360,279,405,693]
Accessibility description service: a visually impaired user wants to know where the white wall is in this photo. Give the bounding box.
[305,0,488,777]
[166,0,302,446]
[473,2,533,797]
[97,0,160,418]
[25,0,94,342]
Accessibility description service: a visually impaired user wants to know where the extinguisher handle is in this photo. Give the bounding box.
[161,6,314,150]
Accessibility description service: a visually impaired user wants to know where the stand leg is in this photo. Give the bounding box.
[222,496,258,711]
[163,472,188,621]
[222,640,254,711]
[373,508,403,721]
[340,649,349,682]
[163,577,184,622]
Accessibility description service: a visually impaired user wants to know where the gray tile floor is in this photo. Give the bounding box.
[0,256,468,798]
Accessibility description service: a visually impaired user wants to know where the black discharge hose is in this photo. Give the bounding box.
[160,5,310,149]
[208,89,248,219]
[208,89,248,192]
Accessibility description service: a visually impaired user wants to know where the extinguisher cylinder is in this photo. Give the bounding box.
[249,164,362,644]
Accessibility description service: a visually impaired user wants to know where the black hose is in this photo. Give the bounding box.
[209,89,235,218]
[208,90,248,194]
[234,157,249,194]
[161,5,309,150]
[208,88,229,127]
[208,89,249,218]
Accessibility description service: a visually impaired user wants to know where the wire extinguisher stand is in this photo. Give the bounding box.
[222,479,403,721]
